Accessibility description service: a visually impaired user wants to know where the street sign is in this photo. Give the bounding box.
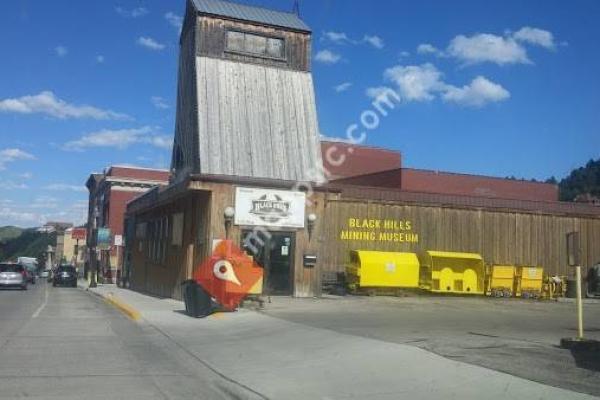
[567,232,581,266]
[71,228,87,241]
[114,235,123,247]
[97,228,112,250]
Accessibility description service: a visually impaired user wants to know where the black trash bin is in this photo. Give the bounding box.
[181,280,219,318]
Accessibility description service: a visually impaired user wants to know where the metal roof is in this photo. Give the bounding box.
[191,0,311,32]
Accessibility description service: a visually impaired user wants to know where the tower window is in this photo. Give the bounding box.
[226,30,285,59]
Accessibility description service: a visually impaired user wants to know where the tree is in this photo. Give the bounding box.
[558,158,600,202]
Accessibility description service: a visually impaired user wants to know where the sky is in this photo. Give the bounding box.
[0,0,599,227]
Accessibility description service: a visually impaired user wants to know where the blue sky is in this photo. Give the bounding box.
[0,0,599,227]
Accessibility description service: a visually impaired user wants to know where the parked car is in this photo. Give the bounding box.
[24,268,36,285]
[53,265,77,287]
[0,263,28,290]
[41,270,50,278]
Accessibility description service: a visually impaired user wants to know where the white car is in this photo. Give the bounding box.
[41,270,50,278]
[0,263,28,290]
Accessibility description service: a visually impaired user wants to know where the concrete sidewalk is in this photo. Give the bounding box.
[80,283,597,400]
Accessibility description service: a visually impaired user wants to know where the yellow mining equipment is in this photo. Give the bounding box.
[486,265,517,297]
[347,251,420,294]
[515,266,544,299]
[419,251,485,295]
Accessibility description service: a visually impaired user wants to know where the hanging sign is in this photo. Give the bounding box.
[234,187,306,228]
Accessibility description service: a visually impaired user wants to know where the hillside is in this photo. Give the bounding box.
[0,226,24,243]
[0,228,55,263]
[558,158,600,202]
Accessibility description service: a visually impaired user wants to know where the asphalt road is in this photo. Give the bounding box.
[263,295,600,397]
[0,281,257,400]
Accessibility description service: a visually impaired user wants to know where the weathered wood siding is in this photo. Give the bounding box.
[171,4,200,182]
[129,192,210,300]
[197,16,311,71]
[195,56,323,182]
[320,198,600,278]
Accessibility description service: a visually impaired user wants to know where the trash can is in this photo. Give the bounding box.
[565,278,578,298]
[181,280,218,318]
[515,266,544,299]
[487,265,516,297]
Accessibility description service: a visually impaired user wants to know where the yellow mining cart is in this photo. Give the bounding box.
[419,251,485,295]
[347,251,420,294]
[515,266,544,299]
[486,265,517,297]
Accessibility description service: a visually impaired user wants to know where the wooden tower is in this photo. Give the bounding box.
[171,0,323,183]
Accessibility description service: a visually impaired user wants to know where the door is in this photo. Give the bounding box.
[241,231,294,296]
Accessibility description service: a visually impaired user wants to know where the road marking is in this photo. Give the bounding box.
[32,284,49,319]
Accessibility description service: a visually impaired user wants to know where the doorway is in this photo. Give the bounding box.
[241,230,294,295]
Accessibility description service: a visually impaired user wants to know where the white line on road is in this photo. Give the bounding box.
[32,284,49,319]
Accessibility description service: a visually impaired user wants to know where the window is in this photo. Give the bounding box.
[226,30,285,59]
[147,217,169,264]
[172,213,184,246]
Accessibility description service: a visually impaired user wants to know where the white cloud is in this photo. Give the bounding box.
[384,63,446,101]
[315,49,341,64]
[442,76,510,107]
[137,36,166,51]
[62,126,172,152]
[363,35,384,49]
[19,172,33,179]
[334,82,352,93]
[165,12,183,31]
[399,51,410,58]
[116,6,148,18]
[96,55,105,63]
[147,136,174,150]
[55,45,68,57]
[0,91,131,120]
[0,148,36,170]
[0,181,29,190]
[375,63,509,107]
[322,31,351,45]
[417,27,558,66]
[447,33,530,65]
[151,96,169,110]
[322,31,384,49]
[44,183,87,193]
[512,27,556,49]
[365,86,396,99]
[417,43,442,56]
[0,208,39,224]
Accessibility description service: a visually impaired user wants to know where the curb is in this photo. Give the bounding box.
[78,283,142,321]
[104,292,142,321]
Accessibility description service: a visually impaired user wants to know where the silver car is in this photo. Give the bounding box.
[0,263,28,290]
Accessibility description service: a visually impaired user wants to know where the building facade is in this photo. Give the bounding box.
[125,0,600,301]
[86,166,169,283]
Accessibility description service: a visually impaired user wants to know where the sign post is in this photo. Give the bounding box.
[567,231,584,340]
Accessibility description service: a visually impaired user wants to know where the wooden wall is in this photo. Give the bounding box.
[129,192,210,300]
[171,4,199,182]
[197,16,311,71]
[320,198,600,278]
[195,56,323,183]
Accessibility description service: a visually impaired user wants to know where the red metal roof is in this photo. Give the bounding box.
[107,166,170,182]
[320,141,401,180]
[333,167,558,202]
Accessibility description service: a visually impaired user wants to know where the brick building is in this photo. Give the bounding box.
[85,166,169,283]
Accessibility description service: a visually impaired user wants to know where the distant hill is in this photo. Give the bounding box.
[0,226,24,243]
[0,228,55,264]
[557,158,600,202]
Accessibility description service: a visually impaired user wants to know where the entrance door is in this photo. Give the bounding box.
[241,231,294,295]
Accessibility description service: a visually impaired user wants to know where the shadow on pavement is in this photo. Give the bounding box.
[569,345,600,372]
